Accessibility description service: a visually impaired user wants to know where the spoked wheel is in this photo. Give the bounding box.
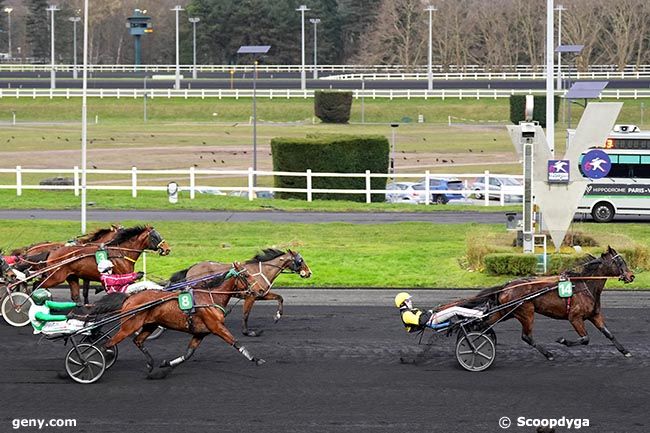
[65,343,106,384]
[1,292,34,327]
[101,345,118,370]
[455,331,496,372]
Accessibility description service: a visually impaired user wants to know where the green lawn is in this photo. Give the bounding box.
[0,219,647,289]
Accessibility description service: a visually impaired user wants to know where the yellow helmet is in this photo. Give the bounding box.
[394,292,412,308]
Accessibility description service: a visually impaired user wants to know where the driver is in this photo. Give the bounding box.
[1,254,28,282]
[394,292,485,333]
[97,259,163,294]
[28,288,88,335]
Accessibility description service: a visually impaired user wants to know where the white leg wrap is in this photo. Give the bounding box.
[238,345,254,361]
[169,356,185,367]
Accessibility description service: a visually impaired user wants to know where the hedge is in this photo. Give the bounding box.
[271,134,389,202]
[509,95,560,127]
[484,253,539,276]
[314,91,353,123]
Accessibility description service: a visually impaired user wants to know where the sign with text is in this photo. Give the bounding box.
[547,160,570,184]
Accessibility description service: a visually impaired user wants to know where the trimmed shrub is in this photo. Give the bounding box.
[484,253,538,276]
[271,134,389,202]
[314,91,353,123]
[509,95,560,127]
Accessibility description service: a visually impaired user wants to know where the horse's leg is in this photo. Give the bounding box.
[160,335,205,369]
[241,297,262,337]
[105,314,146,349]
[589,312,632,357]
[556,316,589,346]
[202,310,265,365]
[133,324,157,372]
[82,280,91,305]
[66,276,81,303]
[516,304,554,360]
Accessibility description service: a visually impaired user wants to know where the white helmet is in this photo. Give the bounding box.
[97,259,114,273]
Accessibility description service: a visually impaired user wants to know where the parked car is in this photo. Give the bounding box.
[196,187,225,195]
[414,177,465,204]
[471,176,522,202]
[229,190,275,199]
[385,182,420,204]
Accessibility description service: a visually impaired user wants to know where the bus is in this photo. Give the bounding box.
[577,125,650,222]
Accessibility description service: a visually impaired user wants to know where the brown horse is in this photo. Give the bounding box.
[105,262,266,379]
[37,226,170,302]
[462,246,634,360]
[169,249,312,336]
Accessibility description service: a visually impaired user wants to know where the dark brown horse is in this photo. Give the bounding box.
[105,262,266,379]
[462,246,634,360]
[169,249,312,336]
[37,226,170,302]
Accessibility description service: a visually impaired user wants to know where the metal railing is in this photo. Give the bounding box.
[0,166,523,207]
[2,87,650,100]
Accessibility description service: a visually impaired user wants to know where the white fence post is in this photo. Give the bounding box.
[365,170,371,203]
[484,170,490,206]
[131,166,138,198]
[425,170,430,205]
[15,165,22,196]
[189,166,196,199]
[306,169,313,202]
[73,166,80,196]
[248,167,254,201]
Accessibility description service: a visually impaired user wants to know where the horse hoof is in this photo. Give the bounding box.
[623,351,632,358]
[556,337,567,345]
[243,330,263,337]
[159,360,170,368]
[56,370,69,380]
[147,366,173,380]
[274,313,282,323]
[546,355,554,361]
[254,358,266,366]
[146,363,153,373]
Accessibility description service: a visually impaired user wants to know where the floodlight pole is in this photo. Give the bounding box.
[69,16,81,79]
[81,0,89,234]
[253,59,258,186]
[545,0,555,156]
[4,7,12,59]
[47,5,60,89]
[189,17,200,80]
[296,5,309,91]
[172,5,184,90]
[310,18,320,80]
[555,5,566,90]
[425,5,437,91]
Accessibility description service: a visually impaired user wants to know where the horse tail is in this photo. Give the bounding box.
[90,293,128,314]
[169,268,189,283]
[16,251,50,271]
[459,284,506,309]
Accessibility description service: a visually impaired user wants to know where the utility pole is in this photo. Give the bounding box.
[296,5,309,91]
[309,18,320,80]
[47,4,60,89]
[171,5,184,90]
[425,5,437,91]
[189,17,200,80]
[69,16,81,79]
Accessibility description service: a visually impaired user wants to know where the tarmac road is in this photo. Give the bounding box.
[0,289,647,433]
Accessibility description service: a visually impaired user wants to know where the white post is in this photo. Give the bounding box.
[484,170,490,206]
[425,5,436,91]
[12,111,16,125]
[555,5,566,90]
[131,166,138,198]
[81,0,88,234]
[424,170,431,205]
[306,169,313,202]
[73,165,79,196]
[189,166,196,199]
[142,251,147,279]
[47,5,60,89]
[310,18,320,79]
[546,0,555,156]
[15,165,21,196]
[189,17,200,80]
[365,170,371,203]
[247,167,254,201]
[4,8,12,59]
[172,5,184,90]
[296,5,310,91]
[69,17,81,79]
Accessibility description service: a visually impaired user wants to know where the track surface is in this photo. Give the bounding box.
[1,291,648,433]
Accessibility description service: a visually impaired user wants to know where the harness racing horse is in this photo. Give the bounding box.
[105,263,267,379]
[37,226,170,303]
[462,246,634,360]
[169,249,312,336]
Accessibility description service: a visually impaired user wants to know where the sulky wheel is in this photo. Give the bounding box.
[101,345,118,370]
[65,343,106,384]
[455,331,496,372]
[146,326,166,340]
[1,292,33,327]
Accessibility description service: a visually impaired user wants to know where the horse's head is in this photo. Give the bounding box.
[230,262,268,298]
[602,246,634,283]
[287,249,312,278]
[147,228,171,256]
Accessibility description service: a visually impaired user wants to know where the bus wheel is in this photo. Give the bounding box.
[592,202,615,223]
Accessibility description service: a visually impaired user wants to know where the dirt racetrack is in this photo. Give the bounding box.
[1,302,648,433]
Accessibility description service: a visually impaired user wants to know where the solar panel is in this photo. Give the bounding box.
[237,45,271,54]
[555,44,585,53]
[565,81,608,99]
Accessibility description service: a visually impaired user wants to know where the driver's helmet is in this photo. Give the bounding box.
[97,259,114,273]
[394,292,412,308]
[31,288,52,305]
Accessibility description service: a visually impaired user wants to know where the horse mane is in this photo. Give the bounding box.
[169,268,190,283]
[10,242,48,256]
[191,271,229,290]
[245,248,286,264]
[108,225,149,245]
[564,254,601,277]
[77,227,116,243]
